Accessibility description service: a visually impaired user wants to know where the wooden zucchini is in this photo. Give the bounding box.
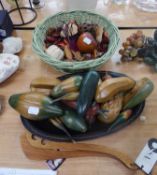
[123,78,154,109]
[51,76,82,97]
[77,71,100,118]
[9,92,63,120]
[61,110,87,132]
[123,78,150,106]
[96,77,135,103]
[30,77,60,89]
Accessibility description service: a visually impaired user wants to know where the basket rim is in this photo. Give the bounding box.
[32,10,120,70]
[34,10,119,33]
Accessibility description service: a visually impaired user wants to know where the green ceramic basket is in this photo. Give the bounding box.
[32,11,120,72]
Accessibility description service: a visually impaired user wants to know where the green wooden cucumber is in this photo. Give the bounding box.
[123,78,154,109]
[77,71,100,118]
[61,110,87,133]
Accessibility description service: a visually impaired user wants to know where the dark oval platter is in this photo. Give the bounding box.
[21,71,145,142]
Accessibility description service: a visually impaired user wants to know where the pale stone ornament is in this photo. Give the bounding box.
[0,53,20,83]
[2,37,23,54]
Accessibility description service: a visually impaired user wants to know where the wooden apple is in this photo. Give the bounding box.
[77,32,97,53]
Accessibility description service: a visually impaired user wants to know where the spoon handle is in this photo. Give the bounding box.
[25,132,137,170]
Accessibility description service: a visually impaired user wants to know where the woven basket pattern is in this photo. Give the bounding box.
[32,11,120,72]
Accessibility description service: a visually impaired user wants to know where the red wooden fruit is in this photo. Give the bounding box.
[77,32,97,53]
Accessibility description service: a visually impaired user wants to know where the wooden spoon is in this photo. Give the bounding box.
[21,134,106,160]
[22,133,157,175]
[22,133,137,170]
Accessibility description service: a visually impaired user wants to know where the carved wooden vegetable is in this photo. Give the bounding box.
[9,92,63,120]
[61,110,87,132]
[51,76,82,97]
[30,77,60,89]
[123,78,154,109]
[98,93,123,123]
[123,78,150,106]
[96,77,135,103]
[77,71,100,118]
